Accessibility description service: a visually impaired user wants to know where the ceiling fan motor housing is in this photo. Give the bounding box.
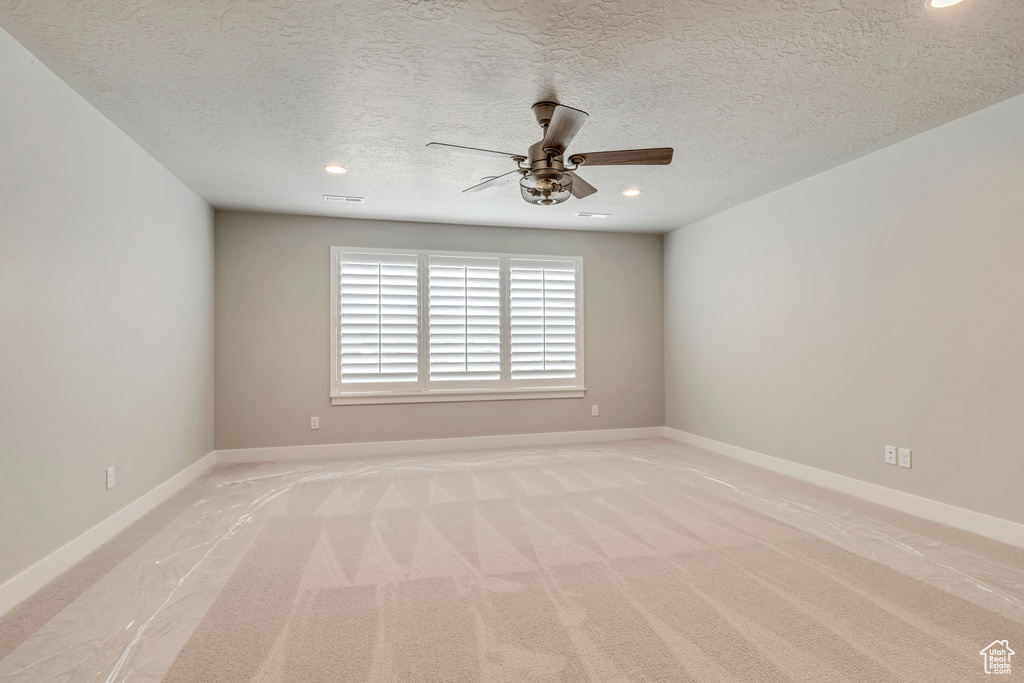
[521,140,571,205]
[519,138,571,205]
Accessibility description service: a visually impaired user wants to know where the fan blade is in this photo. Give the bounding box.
[542,105,589,153]
[572,147,673,166]
[462,170,521,193]
[427,142,523,161]
[565,171,597,199]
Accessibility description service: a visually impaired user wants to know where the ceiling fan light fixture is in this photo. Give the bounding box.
[324,164,347,174]
[622,189,642,197]
[520,171,572,206]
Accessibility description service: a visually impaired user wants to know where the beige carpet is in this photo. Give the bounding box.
[2,440,1022,682]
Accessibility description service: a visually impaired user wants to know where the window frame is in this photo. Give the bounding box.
[330,246,585,405]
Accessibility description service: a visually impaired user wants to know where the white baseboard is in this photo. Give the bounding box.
[215,427,665,465]
[664,428,1024,550]
[0,451,217,618]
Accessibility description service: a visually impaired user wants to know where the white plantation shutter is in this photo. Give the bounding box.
[337,252,418,384]
[331,247,583,403]
[510,258,578,380]
[429,255,500,382]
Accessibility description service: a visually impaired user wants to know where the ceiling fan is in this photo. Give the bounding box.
[426,101,673,206]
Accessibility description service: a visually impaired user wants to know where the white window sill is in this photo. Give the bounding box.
[331,387,585,406]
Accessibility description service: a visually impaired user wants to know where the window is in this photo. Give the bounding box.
[428,255,501,383]
[336,252,419,389]
[331,247,583,404]
[510,259,578,383]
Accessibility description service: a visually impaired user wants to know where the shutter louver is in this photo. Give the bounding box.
[429,255,500,381]
[338,252,418,384]
[510,259,577,380]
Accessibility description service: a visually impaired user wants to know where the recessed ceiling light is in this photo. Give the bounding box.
[576,212,610,219]
[622,189,642,197]
[927,0,964,7]
[324,164,347,174]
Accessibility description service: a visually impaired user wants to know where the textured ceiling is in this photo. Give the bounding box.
[3,0,1023,233]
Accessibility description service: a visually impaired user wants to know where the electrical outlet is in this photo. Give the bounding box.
[310,416,320,430]
[106,467,116,490]
[898,448,912,469]
[591,405,599,417]
[885,445,897,465]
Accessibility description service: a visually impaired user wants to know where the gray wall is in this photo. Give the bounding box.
[0,28,214,585]
[215,211,664,449]
[665,92,1024,525]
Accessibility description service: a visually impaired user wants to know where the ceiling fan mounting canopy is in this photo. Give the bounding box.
[531,101,559,128]
[426,101,673,205]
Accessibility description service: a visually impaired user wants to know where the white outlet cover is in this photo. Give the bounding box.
[898,448,912,469]
[310,416,320,429]
[591,405,599,416]
[105,467,116,490]
[885,445,897,465]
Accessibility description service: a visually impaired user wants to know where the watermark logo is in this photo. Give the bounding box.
[980,640,1014,675]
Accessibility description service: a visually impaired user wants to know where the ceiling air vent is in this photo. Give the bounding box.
[576,211,609,219]
[323,195,365,203]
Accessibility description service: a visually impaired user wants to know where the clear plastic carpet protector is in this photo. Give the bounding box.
[0,438,1021,681]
